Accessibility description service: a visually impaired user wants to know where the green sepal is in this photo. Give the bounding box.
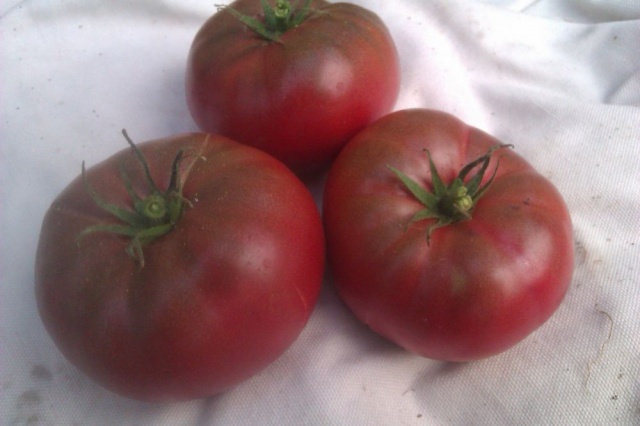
[388,166,437,208]
[77,130,203,269]
[220,0,316,42]
[388,144,511,245]
[82,162,141,226]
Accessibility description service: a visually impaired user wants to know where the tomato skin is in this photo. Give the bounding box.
[185,0,400,177]
[35,134,325,401]
[323,109,574,361]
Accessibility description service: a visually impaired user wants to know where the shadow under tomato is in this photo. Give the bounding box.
[318,271,410,360]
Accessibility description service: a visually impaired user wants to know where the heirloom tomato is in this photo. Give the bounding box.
[185,0,400,177]
[323,109,574,361]
[35,132,325,401]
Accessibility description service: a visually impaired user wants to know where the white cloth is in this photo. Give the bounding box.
[2,0,639,424]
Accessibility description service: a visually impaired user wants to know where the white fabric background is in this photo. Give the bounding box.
[2,0,639,424]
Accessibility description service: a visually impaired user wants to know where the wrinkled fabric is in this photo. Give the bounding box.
[1,0,639,424]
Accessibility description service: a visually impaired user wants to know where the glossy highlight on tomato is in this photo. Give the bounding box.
[186,0,400,177]
[323,109,574,361]
[35,133,325,401]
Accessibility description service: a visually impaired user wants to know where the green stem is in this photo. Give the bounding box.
[141,195,168,222]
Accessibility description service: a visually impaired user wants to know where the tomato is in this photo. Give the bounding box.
[323,109,574,361]
[185,0,400,177]
[34,132,325,401]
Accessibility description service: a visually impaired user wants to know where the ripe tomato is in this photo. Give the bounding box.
[35,132,325,401]
[185,0,400,177]
[323,109,574,361]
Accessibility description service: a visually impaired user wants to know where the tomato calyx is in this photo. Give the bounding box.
[388,144,512,244]
[220,0,318,42]
[78,131,204,269]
